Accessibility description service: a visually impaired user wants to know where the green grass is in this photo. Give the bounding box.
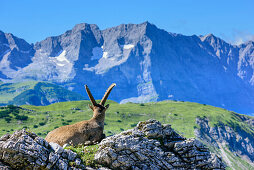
[0,100,253,139]
[0,81,85,106]
[222,145,254,170]
[0,100,254,169]
[0,81,37,104]
[64,144,99,167]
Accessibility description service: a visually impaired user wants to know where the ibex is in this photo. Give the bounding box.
[45,83,116,146]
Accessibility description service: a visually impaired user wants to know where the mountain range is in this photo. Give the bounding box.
[0,22,254,114]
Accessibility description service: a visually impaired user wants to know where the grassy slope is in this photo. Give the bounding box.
[0,81,37,104]
[0,81,85,106]
[1,100,254,169]
[1,100,253,139]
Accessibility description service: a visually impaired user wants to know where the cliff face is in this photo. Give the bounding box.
[1,22,254,113]
[0,120,225,169]
[0,30,34,79]
[195,117,254,169]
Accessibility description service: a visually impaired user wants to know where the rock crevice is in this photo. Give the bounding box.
[0,120,226,169]
[95,119,225,169]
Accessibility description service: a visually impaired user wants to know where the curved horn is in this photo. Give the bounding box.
[100,83,116,105]
[85,85,97,106]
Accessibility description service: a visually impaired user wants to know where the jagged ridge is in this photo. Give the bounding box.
[1,22,254,113]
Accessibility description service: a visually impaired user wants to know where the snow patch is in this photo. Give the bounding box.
[103,52,109,59]
[56,50,70,63]
[121,44,134,50]
[49,50,73,70]
[168,94,174,98]
[56,63,65,67]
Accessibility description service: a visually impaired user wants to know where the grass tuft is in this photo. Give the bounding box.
[65,144,99,167]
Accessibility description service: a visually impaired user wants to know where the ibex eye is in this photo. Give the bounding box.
[45,83,116,147]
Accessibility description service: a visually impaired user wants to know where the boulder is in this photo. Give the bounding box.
[95,119,226,169]
[0,129,84,169]
[0,120,226,169]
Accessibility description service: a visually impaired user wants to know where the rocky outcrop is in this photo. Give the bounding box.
[95,119,226,169]
[195,117,254,168]
[196,117,254,161]
[0,120,226,169]
[0,129,84,169]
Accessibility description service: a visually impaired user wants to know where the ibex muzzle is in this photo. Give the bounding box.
[45,83,116,146]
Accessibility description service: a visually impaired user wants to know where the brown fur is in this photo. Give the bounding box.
[45,84,115,146]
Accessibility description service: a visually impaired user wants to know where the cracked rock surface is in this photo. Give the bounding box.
[95,119,226,169]
[0,120,226,169]
[0,129,84,169]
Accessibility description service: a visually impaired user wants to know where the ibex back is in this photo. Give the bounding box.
[45,83,116,146]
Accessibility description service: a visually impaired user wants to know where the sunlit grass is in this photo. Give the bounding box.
[0,100,253,139]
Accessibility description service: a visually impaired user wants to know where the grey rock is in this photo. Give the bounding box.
[63,143,71,148]
[0,119,234,169]
[67,149,77,161]
[0,129,83,169]
[75,158,81,166]
[49,152,60,164]
[0,133,10,141]
[95,119,226,169]
[50,142,65,154]
[195,117,254,169]
[57,159,68,170]
[1,23,254,114]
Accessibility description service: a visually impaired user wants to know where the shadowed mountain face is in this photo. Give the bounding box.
[0,22,254,114]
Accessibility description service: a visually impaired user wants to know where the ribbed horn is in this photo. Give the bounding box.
[100,83,116,105]
[85,85,97,106]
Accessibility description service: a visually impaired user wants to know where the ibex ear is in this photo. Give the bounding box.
[88,104,94,111]
[105,104,110,109]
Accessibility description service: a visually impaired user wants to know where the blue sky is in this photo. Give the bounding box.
[1,0,254,44]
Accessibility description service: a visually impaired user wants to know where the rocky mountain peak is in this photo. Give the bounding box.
[200,33,229,48]
[200,33,216,41]
[72,23,91,32]
[240,40,254,49]
[2,32,32,51]
[72,23,101,35]
[1,22,254,113]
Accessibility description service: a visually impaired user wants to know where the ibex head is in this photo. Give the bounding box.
[45,83,116,146]
[85,83,116,121]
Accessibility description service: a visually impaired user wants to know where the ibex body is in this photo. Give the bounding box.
[45,83,116,146]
